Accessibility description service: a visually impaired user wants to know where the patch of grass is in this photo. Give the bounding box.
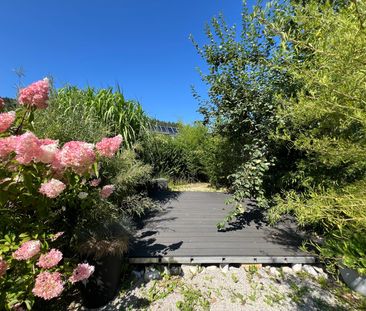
[144,276,180,303]
[264,285,286,306]
[228,289,247,305]
[317,275,329,289]
[176,285,210,311]
[248,265,259,274]
[288,281,310,304]
[297,270,311,280]
[246,265,259,283]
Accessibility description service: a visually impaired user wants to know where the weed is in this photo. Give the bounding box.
[288,281,310,304]
[231,273,239,283]
[248,264,259,275]
[212,287,223,298]
[248,291,257,302]
[317,276,329,289]
[176,285,210,311]
[296,271,310,280]
[145,276,180,303]
[229,290,247,305]
[204,275,213,282]
[264,285,286,306]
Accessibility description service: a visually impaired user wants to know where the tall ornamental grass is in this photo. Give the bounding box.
[37,86,149,148]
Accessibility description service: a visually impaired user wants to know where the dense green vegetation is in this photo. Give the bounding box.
[34,85,157,222]
[35,86,149,148]
[138,122,208,182]
[192,0,366,275]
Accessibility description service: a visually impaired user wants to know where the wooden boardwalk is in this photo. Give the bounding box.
[129,191,316,264]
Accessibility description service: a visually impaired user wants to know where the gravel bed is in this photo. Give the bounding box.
[69,264,361,311]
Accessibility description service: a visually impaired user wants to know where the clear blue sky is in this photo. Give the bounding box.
[0,0,256,123]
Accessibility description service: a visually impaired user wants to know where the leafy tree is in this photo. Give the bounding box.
[191,1,293,227]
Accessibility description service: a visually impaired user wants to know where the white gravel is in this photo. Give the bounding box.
[70,264,356,311]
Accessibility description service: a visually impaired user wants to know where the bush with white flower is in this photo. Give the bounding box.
[0,79,124,310]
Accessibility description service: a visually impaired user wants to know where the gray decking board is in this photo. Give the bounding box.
[129,191,315,264]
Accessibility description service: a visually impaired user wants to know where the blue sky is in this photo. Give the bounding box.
[0,0,256,123]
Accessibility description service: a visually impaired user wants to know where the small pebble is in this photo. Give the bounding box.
[169,266,182,276]
[282,266,293,274]
[303,265,318,277]
[313,266,324,274]
[220,264,229,274]
[144,267,161,281]
[292,263,302,273]
[206,265,218,271]
[269,267,281,277]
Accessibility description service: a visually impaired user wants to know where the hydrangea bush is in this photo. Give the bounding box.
[0,79,123,310]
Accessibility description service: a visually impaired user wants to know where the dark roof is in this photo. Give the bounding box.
[151,125,179,135]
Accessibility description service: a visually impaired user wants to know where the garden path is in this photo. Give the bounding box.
[129,191,315,264]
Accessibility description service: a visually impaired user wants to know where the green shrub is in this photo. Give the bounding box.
[202,135,241,188]
[138,134,193,181]
[268,0,366,274]
[270,180,366,275]
[174,122,209,181]
[101,148,157,217]
[139,123,210,183]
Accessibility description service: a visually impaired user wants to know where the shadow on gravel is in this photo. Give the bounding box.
[280,273,350,311]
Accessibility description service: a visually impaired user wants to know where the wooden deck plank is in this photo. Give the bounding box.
[129,191,314,263]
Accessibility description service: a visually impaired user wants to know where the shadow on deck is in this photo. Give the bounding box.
[129,191,315,264]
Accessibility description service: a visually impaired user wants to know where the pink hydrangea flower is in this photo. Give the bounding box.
[37,249,63,269]
[89,178,101,187]
[37,139,59,164]
[69,263,95,283]
[14,132,41,164]
[100,184,115,199]
[18,78,49,109]
[32,271,64,300]
[51,150,65,172]
[12,240,41,260]
[59,141,96,174]
[39,179,66,198]
[0,136,17,159]
[3,132,59,165]
[0,257,8,277]
[0,98,4,109]
[96,135,123,158]
[0,111,16,133]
